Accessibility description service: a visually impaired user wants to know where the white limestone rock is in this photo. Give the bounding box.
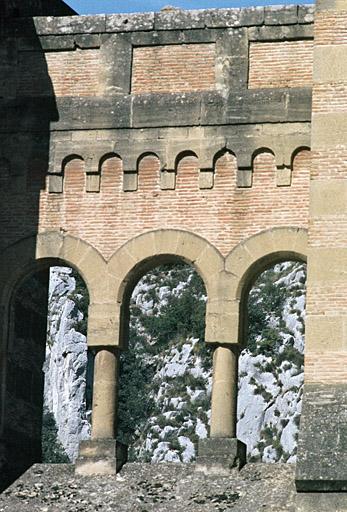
[44,267,91,462]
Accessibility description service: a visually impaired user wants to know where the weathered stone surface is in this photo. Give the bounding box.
[154,9,206,30]
[2,462,347,510]
[106,13,154,33]
[34,15,106,35]
[298,5,315,23]
[264,5,298,25]
[296,384,347,492]
[75,440,128,476]
[196,438,247,476]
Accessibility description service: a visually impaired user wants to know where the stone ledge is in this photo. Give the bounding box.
[0,89,312,132]
[27,6,314,37]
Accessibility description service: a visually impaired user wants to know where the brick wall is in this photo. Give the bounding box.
[131,44,216,94]
[30,149,311,260]
[18,49,101,97]
[248,41,313,89]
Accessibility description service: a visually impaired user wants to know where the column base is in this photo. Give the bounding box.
[196,437,246,476]
[75,439,128,476]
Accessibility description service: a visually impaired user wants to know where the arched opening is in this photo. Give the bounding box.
[1,261,91,488]
[237,259,306,463]
[117,258,211,463]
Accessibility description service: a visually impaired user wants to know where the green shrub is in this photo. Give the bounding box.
[41,409,69,463]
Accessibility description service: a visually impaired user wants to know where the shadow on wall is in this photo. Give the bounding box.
[0,0,74,492]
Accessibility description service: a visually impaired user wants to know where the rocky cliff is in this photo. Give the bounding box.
[43,267,91,461]
[44,261,305,464]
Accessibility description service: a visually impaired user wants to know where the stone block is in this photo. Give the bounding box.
[305,316,344,351]
[264,5,298,25]
[195,245,224,277]
[106,13,154,33]
[86,174,100,193]
[239,7,264,26]
[123,172,138,192]
[310,180,347,216]
[34,15,106,36]
[205,309,239,345]
[74,34,102,49]
[296,493,347,512]
[48,174,63,193]
[87,302,120,347]
[196,438,246,476]
[298,5,315,24]
[314,46,347,82]
[154,10,206,31]
[312,113,347,149]
[52,96,131,131]
[316,0,347,11]
[205,8,241,28]
[276,167,292,187]
[308,248,347,283]
[237,169,252,188]
[35,232,63,260]
[160,170,176,190]
[248,24,313,41]
[75,439,128,476]
[132,93,202,129]
[199,169,214,189]
[296,384,347,492]
[39,35,75,50]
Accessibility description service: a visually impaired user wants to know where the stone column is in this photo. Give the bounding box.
[91,348,118,439]
[196,343,246,475]
[210,345,238,438]
[75,347,128,476]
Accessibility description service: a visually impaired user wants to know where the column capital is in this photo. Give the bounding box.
[212,342,242,354]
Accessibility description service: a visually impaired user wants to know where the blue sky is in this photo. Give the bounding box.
[67,1,313,15]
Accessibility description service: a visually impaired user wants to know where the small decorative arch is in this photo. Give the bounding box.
[62,155,85,193]
[62,154,84,172]
[48,154,85,194]
[98,153,123,193]
[291,146,311,168]
[213,148,236,167]
[252,147,276,162]
[135,152,161,192]
[137,151,162,169]
[175,151,199,190]
[175,150,199,171]
[252,147,278,188]
[212,149,237,189]
[99,152,122,173]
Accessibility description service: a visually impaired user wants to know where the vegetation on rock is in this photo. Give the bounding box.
[41,408,69,463]
[44,260,306,464]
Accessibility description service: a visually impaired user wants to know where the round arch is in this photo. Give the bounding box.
[0,232,106,309]
[108,229,224,348]
[225,227,307,347]
[0,236,97,483]
[109,229,223,302]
